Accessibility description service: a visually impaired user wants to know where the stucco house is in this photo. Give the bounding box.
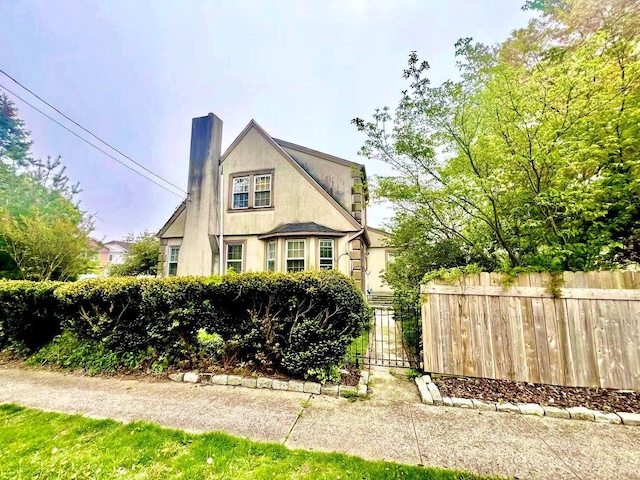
[157,113,393,294]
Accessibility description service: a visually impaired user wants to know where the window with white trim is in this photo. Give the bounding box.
[254,174,272,208]
[226,244,243,272]
[232,176,250,209]
[168,247,179,276]
[319,239,334,270]
[286,240,305,273]
[267,241,276,272]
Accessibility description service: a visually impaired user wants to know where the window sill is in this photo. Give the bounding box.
[227,207,275,213]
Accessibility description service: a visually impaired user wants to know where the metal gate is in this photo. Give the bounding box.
[346,305,423,370]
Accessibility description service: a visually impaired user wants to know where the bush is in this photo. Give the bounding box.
[2,270,370,378]
[0,280,61,352]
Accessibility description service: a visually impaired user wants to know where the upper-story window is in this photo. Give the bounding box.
[168,246,180,276]
[230,171,274,210]
[232,177,250,209]
[254,174,272,208]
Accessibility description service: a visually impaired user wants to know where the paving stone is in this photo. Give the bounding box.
[226,375,242,386]
[339,385,357,396]
[288,380,305,392]
[451,397,474,409]
[415,378,433,405]
[496,402,520,413]
[199,373,213,383]
[257,377,273,389]
[543,406,570,419]
[321,384,339,396]
[442,396,453,407]
[168,373,184,382]
[617,412,640,426]
[422,374,432,384]
[357,384,367,397]
[210,375,228,386]
[593,411,622,424]
[272,379,289,390]
[304,382,321,394]
[567,406,595,421]
[518,403,545,417]
[472,399,496,411]
[426,381,443,406]
[359,371,369,385]
[240,377,257,388]
[183,372,200,383]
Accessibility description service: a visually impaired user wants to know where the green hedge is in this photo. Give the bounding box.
[0,271,370,377]
[0,280,61,352]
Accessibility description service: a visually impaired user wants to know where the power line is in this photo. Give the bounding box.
[0,83,184,198]
[0,68,187,195]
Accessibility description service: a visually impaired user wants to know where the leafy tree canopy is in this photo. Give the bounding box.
[0,94,95,281]
[108,231,159,277]
[355,0,640,295]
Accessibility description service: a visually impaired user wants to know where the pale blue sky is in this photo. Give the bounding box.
[0,1,533,240]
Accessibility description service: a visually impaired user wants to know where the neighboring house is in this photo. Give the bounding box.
[100,241,130,267]
[157,113,392,294]
[367,227,396,295]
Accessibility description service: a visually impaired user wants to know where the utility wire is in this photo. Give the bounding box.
[0,83,184,198]
[0,68,187,195]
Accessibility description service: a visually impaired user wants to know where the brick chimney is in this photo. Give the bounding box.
[177,113,222,276]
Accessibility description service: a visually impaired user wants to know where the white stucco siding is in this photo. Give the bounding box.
[162,208,186,238]
[222,127,358,235]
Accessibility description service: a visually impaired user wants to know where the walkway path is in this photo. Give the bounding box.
[1,365,640,479]
[368,307,412,368]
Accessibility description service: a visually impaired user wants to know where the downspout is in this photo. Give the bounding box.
[219,165,224,275]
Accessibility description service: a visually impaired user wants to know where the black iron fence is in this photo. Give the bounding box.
[345,305,423,370]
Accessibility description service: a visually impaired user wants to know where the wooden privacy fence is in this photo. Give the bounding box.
[421,271,640,391]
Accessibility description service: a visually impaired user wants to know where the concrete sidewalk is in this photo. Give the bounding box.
[1,366,639,479]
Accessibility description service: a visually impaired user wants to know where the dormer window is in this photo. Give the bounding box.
[229,170,274,210]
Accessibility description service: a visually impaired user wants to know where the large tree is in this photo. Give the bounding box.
[0,94,95,281]
[355,0,640,294]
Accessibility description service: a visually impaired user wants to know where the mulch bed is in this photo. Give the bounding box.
[432,375,640,414]
[341,365,361,387]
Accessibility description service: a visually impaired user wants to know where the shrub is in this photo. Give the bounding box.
[3,270,370,378]
[0,280,61,352]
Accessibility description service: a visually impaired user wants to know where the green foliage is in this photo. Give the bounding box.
[355,0,640,293]
[0,404,493,480]
[305,364,341,385]
[406,368,422,380]
[0,279,61,352]
[29,330,147,375]
[108,231,160,277]
[0,95,95,281]
[1,270,369,379]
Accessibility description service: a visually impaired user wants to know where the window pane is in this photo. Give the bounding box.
[287,240,304,259]
[287,259,305,273]
[168,263,178,276]
[226,260,242,273]
[267,260,275,272]
[267,242,276,259]
[227,244,243,260]
[254,190,271,207]
[169,247,180,262]
[233,177,249,193]
[254,175,271,191]
[233,192,249,209]
[319,240,333,258]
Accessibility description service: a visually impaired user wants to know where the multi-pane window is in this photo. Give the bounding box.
[254,174,272,208]
[286,240,305,273]
[267,241,276,272]
[232,176,250,209]
[226,244,243,272]
[168,247,179,276]
[319,239,334,270]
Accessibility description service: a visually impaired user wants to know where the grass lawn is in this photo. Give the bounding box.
[0,404,497,480]
[346,328,370,367]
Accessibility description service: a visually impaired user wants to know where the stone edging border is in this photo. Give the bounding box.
[168,370,369,397]
[415,375,640,427]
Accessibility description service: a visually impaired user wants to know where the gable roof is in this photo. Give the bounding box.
[104,241,131,251]
[273,138,365,171]
[157,199,186,237]
[220,120,362,230]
